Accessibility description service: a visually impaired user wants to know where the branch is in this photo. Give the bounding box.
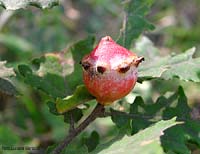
[52,103,104,154]
[53,103,179,154]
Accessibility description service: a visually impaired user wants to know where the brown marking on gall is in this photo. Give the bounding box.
[118,65,130,73]
[89,69,97,78]
[97,66,106,74]
[81,61,91,71]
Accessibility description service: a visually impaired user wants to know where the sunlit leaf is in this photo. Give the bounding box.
[0,61,15,78]
[135,37,200,82]
[32,36,95,92]
[92,118,179,154]
[0,0,59,10]
[36,54,64,77]
[0,61,16,96]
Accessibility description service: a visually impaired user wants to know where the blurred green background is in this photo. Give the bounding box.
[0,0,200,153]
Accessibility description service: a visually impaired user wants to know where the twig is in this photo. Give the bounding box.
[52,102,186,154]
[52,103,104,154]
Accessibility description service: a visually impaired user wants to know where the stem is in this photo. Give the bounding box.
[52,103,104,154]
[122,12,128,47]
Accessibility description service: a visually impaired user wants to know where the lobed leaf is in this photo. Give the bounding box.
[36,54,64,77]
[112,86,200,154]
[0,0,59,10]
[135,37,200,82]
[32,36,95,92]
[18,64,67,98]
[18,36,95,114]
[92,118,179,154]
[32,36,96,114]
[117,0,155,49]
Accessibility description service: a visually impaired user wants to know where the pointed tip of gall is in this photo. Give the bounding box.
[101,36,113,42]
[134,56,145,67]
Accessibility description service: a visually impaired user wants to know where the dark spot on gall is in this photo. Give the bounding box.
[118,65,130,73]
[81,62,91,71]
[97,66,106,74]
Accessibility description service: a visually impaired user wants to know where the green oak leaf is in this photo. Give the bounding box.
[18,37,95,114]
[135,36,200,82]
[18,64,67,98]
[111,86,200,154]
[117,0,155,49]
[92,118,179,154]
[47,101,59,115]
[32,36,95,93]
[46,139,88,154]
[83,131,100,152]
[0,0,59,10]
[36,54,64,77]
[64,108,83,123]
[56,85,95,114]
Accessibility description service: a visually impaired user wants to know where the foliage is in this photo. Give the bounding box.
[112,87,200,154]
[0,61,15,78]
[0,61,16,96]
[0,0,200,154]
[0,125,20,145]
[92,118,179,154]
[56,85,95,114]
[117,0,155,49]
[0,0,58,10]
[135,37,200,82]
